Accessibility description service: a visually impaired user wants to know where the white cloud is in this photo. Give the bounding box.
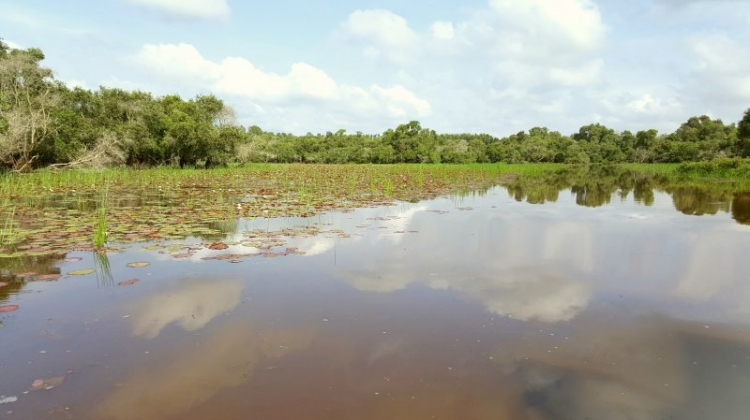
[489,0,606,53]
[2,39,22,50]
[431,21,455,41]
[127,0,230,20]
[339,9,419,63]
[689,33,750,101]
[626,93,682,115]
[549,60,604,87]
[130,43,432,125]
[342,9,417,48]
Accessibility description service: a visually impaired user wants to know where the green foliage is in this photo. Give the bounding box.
[675,158,750,179]
[2,42,750,169]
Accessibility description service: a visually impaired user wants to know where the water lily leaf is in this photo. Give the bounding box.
[118,279,140,286]
[62,257,83,263]
[126,262,150,268]
[68,269,95,276]
[0,282,8,288]
[0,305,19,313]
[209,242,229,250]
[32,274,63,281]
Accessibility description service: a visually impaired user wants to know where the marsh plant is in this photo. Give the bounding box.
[93,190,108,248]
[0,206,16,249]
[93,250,114,287]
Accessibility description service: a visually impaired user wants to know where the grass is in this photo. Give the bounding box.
[0,206,16,248]
[93,190,108,248]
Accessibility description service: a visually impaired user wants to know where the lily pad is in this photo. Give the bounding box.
[208,242,229,250]
[0,305,19,313]
[68,269,95,276]
[126,262,150,268]
[118,279,140,286]
[33,274,63,281]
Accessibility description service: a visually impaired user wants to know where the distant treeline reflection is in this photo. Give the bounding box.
[505,166,750,225]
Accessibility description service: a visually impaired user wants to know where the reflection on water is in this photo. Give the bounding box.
[131,279,243,339]
[96,320,317,420]
[493,316,750,420]
[1,169,750,420]
[505,166,750,225]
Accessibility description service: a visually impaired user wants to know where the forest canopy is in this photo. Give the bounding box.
[2,39,749,170]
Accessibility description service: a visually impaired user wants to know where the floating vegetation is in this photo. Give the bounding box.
[118,279,139,286]
[67,269,95,276]
[126,262,150,268]
[0,164,518,257]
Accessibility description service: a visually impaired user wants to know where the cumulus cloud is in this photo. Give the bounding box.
[431,21,455,41]
[689,33,750,103]
[489,0,606,53]
[339,9,419,63]
[549,60,604,87]
[127,0,230,20]
[130,43,431,126]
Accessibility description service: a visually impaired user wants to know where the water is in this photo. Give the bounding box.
[1,183,750,420]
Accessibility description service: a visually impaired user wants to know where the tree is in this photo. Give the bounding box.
[737,108,750,157]
[0,44,60,170]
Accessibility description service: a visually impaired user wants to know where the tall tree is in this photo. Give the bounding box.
[0,42,60,170]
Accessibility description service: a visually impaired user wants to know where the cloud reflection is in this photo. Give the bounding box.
[336,212,594,323]
[131,279,243,339]
[491,317,750,420]
[96,321,316,420]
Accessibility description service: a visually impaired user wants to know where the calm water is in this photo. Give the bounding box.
[2,184,750,420]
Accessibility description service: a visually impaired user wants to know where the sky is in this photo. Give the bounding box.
[1,0,749,136]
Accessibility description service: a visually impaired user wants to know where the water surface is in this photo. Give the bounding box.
[2,181,750,420]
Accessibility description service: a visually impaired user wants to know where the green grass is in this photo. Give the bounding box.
[93,190,108,248]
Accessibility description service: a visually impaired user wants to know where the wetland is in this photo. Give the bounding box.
[1,164,750,420]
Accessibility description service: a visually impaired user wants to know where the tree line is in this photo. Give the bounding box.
[2,40,750,170]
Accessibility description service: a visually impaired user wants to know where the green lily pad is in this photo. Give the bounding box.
[126,262,150,268]
[68,269,95,276]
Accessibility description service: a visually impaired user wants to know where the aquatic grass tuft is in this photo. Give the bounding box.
[93,190,108,248]
[0,207,16,249]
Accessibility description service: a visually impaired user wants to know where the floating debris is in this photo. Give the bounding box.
[30,376,64,391]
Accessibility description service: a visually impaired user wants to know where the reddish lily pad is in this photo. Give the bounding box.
[0,305,19,313]
[118,279,140,286]
[14,272,37,278]
[33,274,63,281]
[209,242,229,250]
[0,282,8,288]
[171,253,193,259]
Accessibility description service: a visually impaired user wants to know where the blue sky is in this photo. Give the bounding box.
[1,0,749,136]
